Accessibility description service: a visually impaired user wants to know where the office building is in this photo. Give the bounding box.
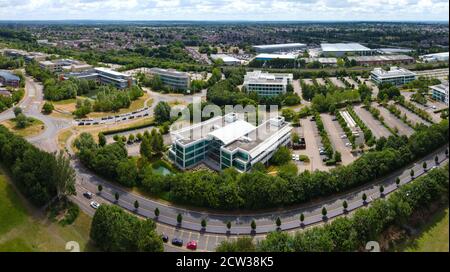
[243,70,293,96]
[420,52,449,63]
[303,57,338,66]
[169,113,292,172]
[0,70,20,88]
[321,43,372,57]
[62,67,135,89]
[348,55,415,66]
[148,68,190,91]
[370,66,417,86]
[254,53,297,61]
[430,81,449,106]
[253,43,306,53]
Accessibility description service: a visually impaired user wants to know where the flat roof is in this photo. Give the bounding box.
[0,70,20,81]
[255,53,297,60]
[430,81,449,95]
[210,54,241,63]
[149,67,189,78]
[321,43,371,52]
[94,67,130,77]
[253,43,306,50]
[349,55,414,62]
[209,120,256,145]
[371,66,416,78]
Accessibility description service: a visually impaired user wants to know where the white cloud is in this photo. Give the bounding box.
[0,0,448,21]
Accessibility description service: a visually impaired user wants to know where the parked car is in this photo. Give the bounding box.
[161,234,169,243]
[187,240,197,250]
[90,201,100,209]
[83,191,93,199]
[171,238,183,247]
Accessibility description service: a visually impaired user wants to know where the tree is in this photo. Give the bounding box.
[362,193,367,203]
[53,152,76,200]
[226,221,231,230]
[114,192,120,203]
[154,207,160,217]
[445,149,449,157]
[395,177,401,186]
[177,213,183,224]
[423,161,428,171]
[343,201,348,211]
[379,185,385,195]
[276,217,281,228]
[435,155,439,165]
[13,107,22,117]
[98,184,103,194]
[140,136,153,161]
[98,133,106,147]
[42,102,54,114]
[410,169,415,179]
[15,113,28,128]
[134,200,139,210]
[300,213,305,224]
[154,101,171,124]
[251,220,256,231]
[270,146,291,166]
[201,219,207,229]
[321,207,327,218]
[334,151,342,163]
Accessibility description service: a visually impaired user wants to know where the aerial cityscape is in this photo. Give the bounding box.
[0,0,448,262]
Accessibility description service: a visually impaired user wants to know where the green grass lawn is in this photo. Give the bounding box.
[400,207,449,252]
[0,168,96,252]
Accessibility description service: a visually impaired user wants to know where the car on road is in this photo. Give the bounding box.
[187,240,197,250]
[90,201,100,209]
[345,143,352,147]
[341,135,347,139]
[171,238,183,247]
[161,234,169,243]
[83,191,93,199]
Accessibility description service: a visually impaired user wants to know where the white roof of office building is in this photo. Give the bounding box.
[94,67,129,77]
[255,53,297,60]
[371,66,416,78]
[149,67,189,78]
[208,120,256,145]
[253,43,306,50]
[430,81,449,95]
[321,43,371,52]
[421,52,449,59]
[210,54,241,63]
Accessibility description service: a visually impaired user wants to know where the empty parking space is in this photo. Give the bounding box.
[316,78,326,86]
[297,118,330,171]
[320,114,356,165]
[353,105,392,139]
[394,103,431,127]
[329,77,346,88]
[374,103,414,137]
[344,77,359,89]
[302,79,314,86]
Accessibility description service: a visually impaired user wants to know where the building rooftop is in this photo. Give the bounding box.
[210,54,241,63]
[244,70,293,85]
[149,67,189,79]
[255,53,297,60]
[430,81,449,95]
[253,43,306,50]
[321,43,371,52]
[0,70,20,81]
[209,120,256,145]
[349,55,414,62]
[94,67,130,78]
[371,66,416,78]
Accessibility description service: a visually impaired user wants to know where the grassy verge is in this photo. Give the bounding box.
[0,167,96,252]
[0,117,44,138]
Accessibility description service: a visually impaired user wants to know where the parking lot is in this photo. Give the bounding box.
[353,105,392,139]
[329,77,346,88]
[295,118,332,172]
[316,78,327,86]
[374,103,414,137]
[358,77,379,98]
[392,102,432,127]
[320,113,357,165]
[301,78,314,86]
[344,77,359,89]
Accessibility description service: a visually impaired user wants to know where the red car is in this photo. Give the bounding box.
[186,240,197,250]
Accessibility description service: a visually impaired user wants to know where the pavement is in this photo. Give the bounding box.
[353,104,392,139]
[374,103,415,137]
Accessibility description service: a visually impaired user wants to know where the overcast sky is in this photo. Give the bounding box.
[0,0,448,21]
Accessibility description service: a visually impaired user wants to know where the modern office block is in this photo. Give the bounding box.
[169,113,292,173]
[148,68,190,90]
[370,66,417,86]
[243,70,293,96]
[430,82,449,106]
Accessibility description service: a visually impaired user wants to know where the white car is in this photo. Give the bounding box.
[90,201,100,209]
[345,143,352,147]
[341,135,347,139]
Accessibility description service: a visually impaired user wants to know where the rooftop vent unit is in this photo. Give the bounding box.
[225,113,238,123]
[270,116,285,127]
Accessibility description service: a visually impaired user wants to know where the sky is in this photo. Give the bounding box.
[0,0,448,22]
